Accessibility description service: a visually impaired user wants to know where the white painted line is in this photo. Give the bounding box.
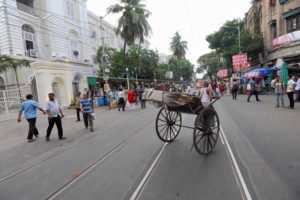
[220,126,252,200]
[130,142,168,200]
[219,126,225,145]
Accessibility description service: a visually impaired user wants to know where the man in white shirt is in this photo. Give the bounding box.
[45,93,66,141]
[286,75,296,109]
[295,75,300,102]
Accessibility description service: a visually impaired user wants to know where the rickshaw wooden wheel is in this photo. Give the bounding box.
[155,107,182,142]
[193,107,219,155]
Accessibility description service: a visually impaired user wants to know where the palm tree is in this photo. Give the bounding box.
[106,0,151,58]
[0,55,30,101]
[170,32,188,59]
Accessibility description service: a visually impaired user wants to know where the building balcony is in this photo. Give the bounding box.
[16,1,36,16]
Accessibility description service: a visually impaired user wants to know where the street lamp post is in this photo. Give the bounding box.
[126,68,130,89]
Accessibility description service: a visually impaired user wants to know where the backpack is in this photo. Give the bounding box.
[232,83,238,91]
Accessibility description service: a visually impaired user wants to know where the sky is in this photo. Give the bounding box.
[86,0,252,69]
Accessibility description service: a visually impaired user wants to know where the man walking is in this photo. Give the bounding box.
[247,77,260,102]
[17,94,46,142]
[45,93,66,141]
[80,93,94,132]
[273,76,285,108]
[231,79,239,100]
[287,75,296,109]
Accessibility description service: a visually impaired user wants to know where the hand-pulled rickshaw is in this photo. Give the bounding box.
[143,90,222,155]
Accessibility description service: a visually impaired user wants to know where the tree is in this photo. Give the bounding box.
[206,19,264,71]
[96,45,159,80]
[107,0,151,59]
[168,57,194,81]
[170,32,188,59]
[0,55,30,100]
[196,52,223,81]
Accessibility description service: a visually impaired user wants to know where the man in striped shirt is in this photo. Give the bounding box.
[80,93,94,132]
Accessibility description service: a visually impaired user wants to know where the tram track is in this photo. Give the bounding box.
[43,117,156,200]
[0,110,151,184]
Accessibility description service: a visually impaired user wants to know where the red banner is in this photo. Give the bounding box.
[217,69,228,78]
[232,53,249,71]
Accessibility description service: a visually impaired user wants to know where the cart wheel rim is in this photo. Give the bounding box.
[156,107,182,142]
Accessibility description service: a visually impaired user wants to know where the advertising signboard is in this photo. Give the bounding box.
[217,69,228,78]
[232,53,248,71]
[273,30,300,47]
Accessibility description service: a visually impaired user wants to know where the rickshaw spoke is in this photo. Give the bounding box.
[209,133,216,143]
[158,124,168,133]
[158,118,168,123]
[162,126,169,139]
[202,137,207,153]
[207,136,213,151]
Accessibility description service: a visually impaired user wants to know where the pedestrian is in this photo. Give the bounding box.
[247,77,260,102]
[75,92,81,121]
[197,81,212,105]
[45,93,66,142]
[231,79,239,100]
[295,75,300,102]
[127,87,136,110]
[138,85,145,109]
[45,93,66,141]
[286,74,296,109]
[273,76,285,108]
[80,93,94,132]
[87,85,95,103]
[17,94,46,142]
[117,88,125,111]
[108,89,115,109]
[265,77,270,92]
[218,81,226,95]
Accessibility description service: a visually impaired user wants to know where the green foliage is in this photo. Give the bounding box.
[196,51,223,81]
[107,0,151,54]
[170,32,188,59]
[205,19,264,70]
[0,55,31,100]
[168,57,194,81]
[96,45,159,80]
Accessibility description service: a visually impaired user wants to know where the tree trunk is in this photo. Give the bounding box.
[14,68,22,101]
[123,41,127,64]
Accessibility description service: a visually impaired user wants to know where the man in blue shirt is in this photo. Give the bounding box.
[17,94,46,142]
[80,93,94,132]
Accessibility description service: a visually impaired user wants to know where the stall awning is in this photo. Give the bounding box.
[283,7,300,19]
[243,67,277,79]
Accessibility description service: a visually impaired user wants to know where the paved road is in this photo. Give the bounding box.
[0,104,242,200]
[215,94,300,200]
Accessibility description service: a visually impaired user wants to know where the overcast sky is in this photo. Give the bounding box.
[86,0,252,67]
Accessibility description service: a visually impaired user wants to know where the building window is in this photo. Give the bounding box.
[22,24,39,57]
[66,0,75,20]
[286,14,300,33]
[271,25,277,39]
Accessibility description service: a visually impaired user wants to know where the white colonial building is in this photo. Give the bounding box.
[0,0,125,108]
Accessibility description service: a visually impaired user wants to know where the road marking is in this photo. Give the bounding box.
[220,126,252,200]
[130,142,167,200]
